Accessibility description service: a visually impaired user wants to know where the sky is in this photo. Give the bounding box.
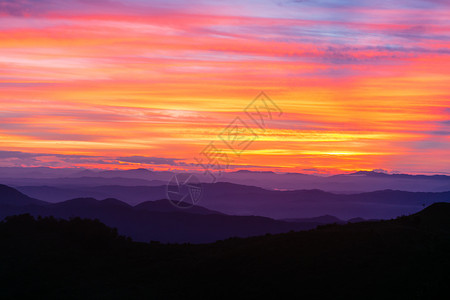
[0,0,449,174]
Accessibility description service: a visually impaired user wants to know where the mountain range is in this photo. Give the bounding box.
[2,181,450,242]
[13,182,450,219]
[2,167,450,192]
[0,184,323,243]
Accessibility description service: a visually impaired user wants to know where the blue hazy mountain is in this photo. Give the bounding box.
[2,167,450,192]
[0,184,321,243]
[13,182,450,219]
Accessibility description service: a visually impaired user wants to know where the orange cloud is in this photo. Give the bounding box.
[0,0,449,174]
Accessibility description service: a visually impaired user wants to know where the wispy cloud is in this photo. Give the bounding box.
[0,150,186,168]
[0,0,449,173]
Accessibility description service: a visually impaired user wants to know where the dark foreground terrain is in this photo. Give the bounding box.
[1,203,449,299]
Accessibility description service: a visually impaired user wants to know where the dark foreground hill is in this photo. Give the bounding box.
[0,203,449,299]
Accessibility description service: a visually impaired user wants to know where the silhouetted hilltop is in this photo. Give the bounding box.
[0,204,449,298]
[282,214,344,224]
[0,213,129,248]
[406,202,450,232]
[347,217,366,223]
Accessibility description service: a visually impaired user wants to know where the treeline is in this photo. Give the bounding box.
[0,204,449,299]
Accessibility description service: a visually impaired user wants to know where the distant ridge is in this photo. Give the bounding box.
[2,167,450,193]
[135,199,223,215]
[0,184,47,206]
[346,170,450,180]
[13,182,450,219]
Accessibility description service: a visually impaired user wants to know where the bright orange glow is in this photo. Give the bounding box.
[0,1,449,174]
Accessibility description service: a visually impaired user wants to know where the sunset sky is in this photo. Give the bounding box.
[0,0,449,174]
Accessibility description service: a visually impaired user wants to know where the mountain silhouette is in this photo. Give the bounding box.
[12,182,450,219]
[134,199,223,215]
[0,203,449,298]
[3,183,450,242]
[0,185,320,243]
[283,214,344,224]
[0,184,47,206]
[3,166,450,192]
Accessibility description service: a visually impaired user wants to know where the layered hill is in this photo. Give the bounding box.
[0,184,320,243]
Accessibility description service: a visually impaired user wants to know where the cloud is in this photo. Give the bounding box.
[427,131,450,136]
[0,0,128,17]
[0,150,42,159]
[0,151,183,167]
[0,0,449,174]
[410,140,450,150]
[0,0,51,16]
[373,168,388,173]
[117,156,181,165]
